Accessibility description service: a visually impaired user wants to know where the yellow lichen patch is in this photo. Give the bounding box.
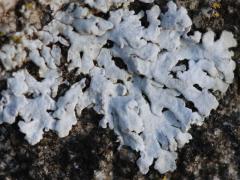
[0,31,5,36]
[162,175,168,180]
[212,11,220,18]
[25,2,34,10]
[211,2,221,9]
[11,35,22,43]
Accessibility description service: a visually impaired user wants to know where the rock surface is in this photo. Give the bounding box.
[0,0,239,179]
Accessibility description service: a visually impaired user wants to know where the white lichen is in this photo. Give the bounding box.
[0,0,18,15]
[0,1,237,174]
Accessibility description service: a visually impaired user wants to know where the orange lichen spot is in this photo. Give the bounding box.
[211,2,221,9]
[11,35,22,43]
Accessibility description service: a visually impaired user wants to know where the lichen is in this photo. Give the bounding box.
[0,1,237,175]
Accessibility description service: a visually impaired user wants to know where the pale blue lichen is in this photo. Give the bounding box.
[0,1,237,174]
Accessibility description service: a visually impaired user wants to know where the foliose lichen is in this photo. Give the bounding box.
[0,0,237,174]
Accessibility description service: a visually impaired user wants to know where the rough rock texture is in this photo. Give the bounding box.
[0,0,240,179]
